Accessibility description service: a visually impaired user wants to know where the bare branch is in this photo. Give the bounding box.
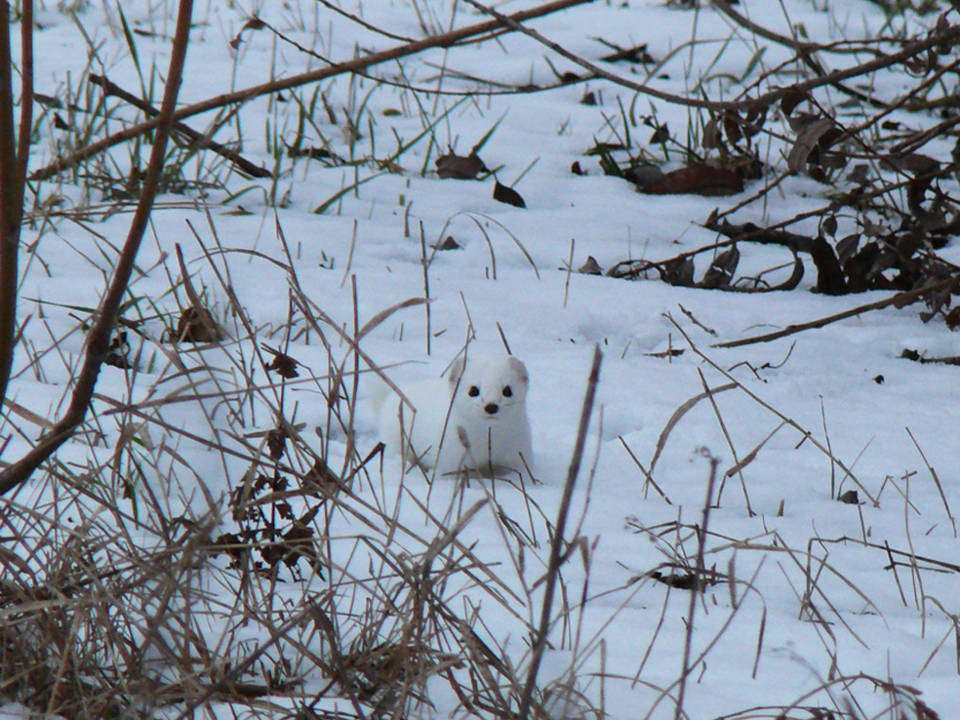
[0,0,196,494]
[463,0,960,113]
[713,276,958,349]
[0,0,31,416]
[29,0,591,181]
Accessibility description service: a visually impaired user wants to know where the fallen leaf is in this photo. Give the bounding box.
[493,181,526,208]
[702,118,721,149]
[810,237,848,295]
[578,256,603,275]
[821,215,837,237]
[436,152,487,179]
[780,88,810,117]
[663,257,695,286]
[722,111,743,144]
[266,349,300,378]
[837,490,859,504]
[649,124,670,144]
[624,163,664,189]
[700,246,740,289]
[641,164,744,196]
[433,236,461,250]
[173,305,224,343]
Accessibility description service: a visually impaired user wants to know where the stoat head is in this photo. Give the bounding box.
[448,354,529,419]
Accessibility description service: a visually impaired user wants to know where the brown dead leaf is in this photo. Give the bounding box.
[493,181,526,208]
[780,89,810,118]
[787,117,835,173]
[174,305,224,343]
[722,111,743,144]
[810,236,848,295]
[436,152,487,179]
[702,117,721,149]
[884,152,940,176]
[578,256,603,275]
[663,257,695,286]
[700,246,740,289]
[837,490,859,504]
[641,163,744,196]
[265,347,300,378]
[945,306,960,330]
[267,427,287,461]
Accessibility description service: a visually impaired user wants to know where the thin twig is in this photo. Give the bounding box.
[0,0,196,494]
[88,74,272,178]
[29,0,591,181]
[462,0,960,112]
[667,315,880,506]
[713,276,957,349]
[675,453,719,720]
[519,345,602,720]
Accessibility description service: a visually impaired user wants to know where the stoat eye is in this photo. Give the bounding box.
[468,386,480,397]
[502,385,513,397]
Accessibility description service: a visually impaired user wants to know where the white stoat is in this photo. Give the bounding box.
[374,353,533,479]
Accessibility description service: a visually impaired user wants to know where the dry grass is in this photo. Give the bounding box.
[0,1,958,718]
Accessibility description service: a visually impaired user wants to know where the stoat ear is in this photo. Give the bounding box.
[448,356,466,388]
[507,356,528,385]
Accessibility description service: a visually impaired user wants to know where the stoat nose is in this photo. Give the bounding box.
[484,403,499,415]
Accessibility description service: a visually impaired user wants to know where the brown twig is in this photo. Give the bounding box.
[607,220,812,282]
[675,452,719,720]
[0,0,196,494]
[88,74,272,178]
[519,345,602,720]
[261,16,589,100]
[668,315,880,506]
[16,0,33,196]
[900,349,960,367]
[0,0,32,415]
[824,536,960,574]
[462,0,960,113]
[711,0,888,109]
[713,276,958,349]
[29,0,591,182]
[314,0,415,43]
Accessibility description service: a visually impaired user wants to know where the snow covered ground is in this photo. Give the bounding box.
[2,0,959,718]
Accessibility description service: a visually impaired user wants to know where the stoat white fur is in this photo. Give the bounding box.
[375,354,533,479]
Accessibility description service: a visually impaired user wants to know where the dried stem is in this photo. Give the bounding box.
[0,0,196,494]
[675,453,719,720]
[519,345,602,720]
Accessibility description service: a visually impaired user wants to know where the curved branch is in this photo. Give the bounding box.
[0,0,196,494]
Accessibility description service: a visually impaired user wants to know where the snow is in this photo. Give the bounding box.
[2,0,958,718]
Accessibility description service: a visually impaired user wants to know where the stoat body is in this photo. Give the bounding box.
[375,354,533,479]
